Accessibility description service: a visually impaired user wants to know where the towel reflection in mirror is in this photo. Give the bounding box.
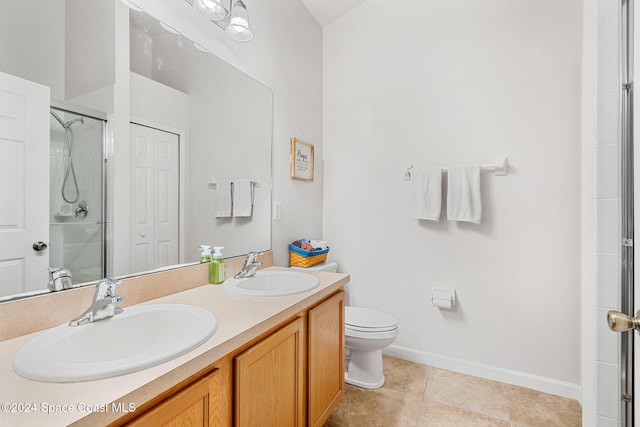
[212,179,256,218]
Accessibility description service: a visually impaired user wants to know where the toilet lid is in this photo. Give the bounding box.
[345,306,398,332]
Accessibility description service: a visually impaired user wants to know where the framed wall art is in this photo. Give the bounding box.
[291,137,314,182]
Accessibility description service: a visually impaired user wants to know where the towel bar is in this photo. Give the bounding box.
[404,157,508,180]
[208,179,260,189]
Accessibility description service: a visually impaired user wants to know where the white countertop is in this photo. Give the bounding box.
[0,267,349,426]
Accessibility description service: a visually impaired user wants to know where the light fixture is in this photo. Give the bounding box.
[225,0,253,42]
[187,0,254,42]
[193,0,226,21]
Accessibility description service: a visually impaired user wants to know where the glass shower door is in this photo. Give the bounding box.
[49,107,106,284]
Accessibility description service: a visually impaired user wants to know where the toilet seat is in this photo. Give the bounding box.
[345,307,398,333]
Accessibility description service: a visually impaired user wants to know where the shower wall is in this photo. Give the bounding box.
[49,109,105,284]
[591,0,621,424]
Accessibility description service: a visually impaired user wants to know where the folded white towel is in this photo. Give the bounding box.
[447,165,482,224]
[215,179,232,218]
[410,167,442,221]
[233,179,253,217]
[310,240,329,250]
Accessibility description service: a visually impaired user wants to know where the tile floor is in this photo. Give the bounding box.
[324,356,582,427]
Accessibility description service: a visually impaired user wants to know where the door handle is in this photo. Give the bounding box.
[32,241,48,252]
[608,310,640,332]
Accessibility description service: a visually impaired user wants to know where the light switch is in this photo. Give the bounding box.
[273,202,282,220]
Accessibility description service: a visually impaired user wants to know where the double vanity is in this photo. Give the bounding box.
[0,254,349,426]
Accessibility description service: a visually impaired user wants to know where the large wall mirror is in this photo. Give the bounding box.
[0,0,273,301]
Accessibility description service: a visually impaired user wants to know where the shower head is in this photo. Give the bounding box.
[66,117,84,127]
[50,111,84,130]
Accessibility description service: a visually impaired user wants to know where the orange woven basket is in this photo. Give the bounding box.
[289,251,328,268]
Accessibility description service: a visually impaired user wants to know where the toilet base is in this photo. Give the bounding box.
[345,348,385,389]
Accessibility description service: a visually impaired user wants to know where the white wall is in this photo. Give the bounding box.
[109,1,132,277]
[0,0,65,100]
[65,0,116,100]
[324,0,583,396]
[130,73,189,131]
[0,0,115,104]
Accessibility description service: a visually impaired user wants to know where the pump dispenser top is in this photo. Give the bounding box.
[210,246,225,284]
[199,245,212,263]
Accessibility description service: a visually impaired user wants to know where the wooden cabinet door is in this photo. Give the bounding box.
[234,317,306,427]
[308,291,345,427]
[125,369,222,427]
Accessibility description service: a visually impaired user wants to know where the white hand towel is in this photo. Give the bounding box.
[410,167,442,221]
[233,179,253,217]
[447,165,482,224]
[215,179,232,218]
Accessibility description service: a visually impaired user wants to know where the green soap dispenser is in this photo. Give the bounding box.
[199,245,212,263]
[210,246,226,284]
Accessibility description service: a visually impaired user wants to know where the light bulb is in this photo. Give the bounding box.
[193,0,226,21]
[225,0,253,42]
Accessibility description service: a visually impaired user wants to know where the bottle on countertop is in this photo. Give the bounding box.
[199,245,212,263]
[210,246,226,284]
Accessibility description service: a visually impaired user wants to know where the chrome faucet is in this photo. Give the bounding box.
[234,252,263,279]
[48,268,73,291]
[69,278,123,327]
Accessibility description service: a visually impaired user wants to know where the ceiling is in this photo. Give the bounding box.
[300,0,369,27]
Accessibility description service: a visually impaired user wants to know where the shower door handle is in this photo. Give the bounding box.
[608,310,640,333]
[32,241,48,252]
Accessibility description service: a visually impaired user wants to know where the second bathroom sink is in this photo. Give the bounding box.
[223,270,319,296]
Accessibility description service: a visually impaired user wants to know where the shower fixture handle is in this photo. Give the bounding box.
[75,200,89,218]
[32,241,48,252]
[607,310,640,333]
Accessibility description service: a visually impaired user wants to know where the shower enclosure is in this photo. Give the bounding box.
[49,107,106,284]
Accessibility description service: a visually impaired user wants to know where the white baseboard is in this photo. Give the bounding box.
[383,344,580,400]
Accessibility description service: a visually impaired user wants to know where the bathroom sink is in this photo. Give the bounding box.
[13,304,217,382]
[223,270,319,296]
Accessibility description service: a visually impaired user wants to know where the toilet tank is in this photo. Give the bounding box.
[292,262,338,273]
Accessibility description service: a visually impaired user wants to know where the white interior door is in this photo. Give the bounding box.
[0,71,49,296]
[130,123,179,272]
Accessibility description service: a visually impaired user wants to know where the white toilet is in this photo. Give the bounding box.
[293,262,399,389]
